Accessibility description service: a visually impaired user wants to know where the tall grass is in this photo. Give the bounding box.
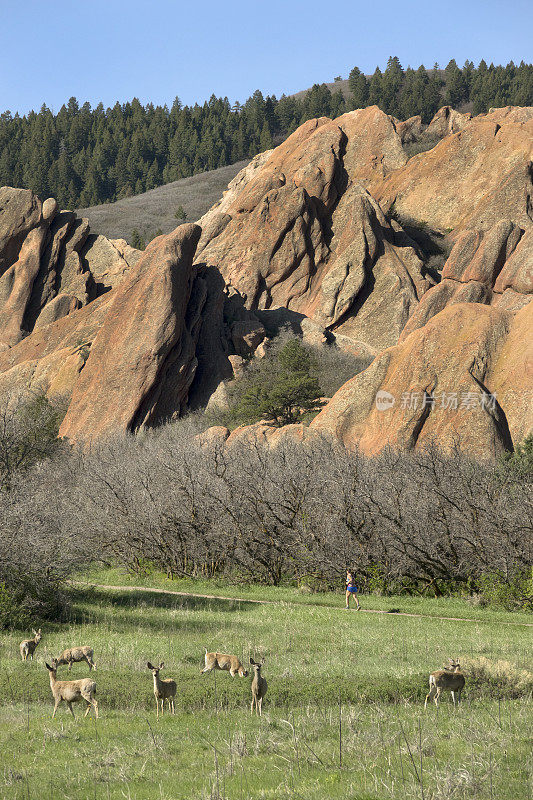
[0,583,531,799]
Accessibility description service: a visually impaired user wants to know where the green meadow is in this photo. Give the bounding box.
[0,575,531,799]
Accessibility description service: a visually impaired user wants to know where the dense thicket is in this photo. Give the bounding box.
[2,414,531,627]
[72,428,532,601]
[0,58,531,208]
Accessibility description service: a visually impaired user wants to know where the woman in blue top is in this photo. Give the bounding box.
[345,569,361,610]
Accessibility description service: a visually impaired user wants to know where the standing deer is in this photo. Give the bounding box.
[201,650,248,677]
[425,659,465,708]
[45,660,98,718]
[250,658,267,716]
[147,662,176,717]
[54,646,96,671]
[19,629,42,661]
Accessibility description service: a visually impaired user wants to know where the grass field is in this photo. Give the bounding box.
[1,576,531,799]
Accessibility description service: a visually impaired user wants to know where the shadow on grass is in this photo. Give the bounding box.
[58,587,257,634]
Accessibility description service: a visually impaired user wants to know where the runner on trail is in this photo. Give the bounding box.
[345,569,361,610]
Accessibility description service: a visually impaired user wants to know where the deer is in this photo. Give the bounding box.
[201,650,248,678]
[54,646,96,671]
[250,658,267,716]
[19,629,42,661]
[425,659,465,708]
[147,662,176,717]
[45,660,98,718]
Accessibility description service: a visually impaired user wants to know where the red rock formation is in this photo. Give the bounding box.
[371,110,533,233]
[196,107,426,355]
[0,188,137,348]
[310,301,532,458]
[59,225,203,442]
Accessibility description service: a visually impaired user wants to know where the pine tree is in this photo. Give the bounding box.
[348,66,369,109]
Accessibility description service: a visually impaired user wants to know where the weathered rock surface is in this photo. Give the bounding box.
[0,187,138,349]
[311,301,532,458]
[371,109,533,233]
[59,225,204,441]
[400,219,531,339]
[196,107,427,354]
[425,106,472,138]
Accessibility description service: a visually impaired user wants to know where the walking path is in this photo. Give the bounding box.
[75,581,533,627]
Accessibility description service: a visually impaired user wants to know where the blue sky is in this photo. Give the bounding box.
[0,0,531,115]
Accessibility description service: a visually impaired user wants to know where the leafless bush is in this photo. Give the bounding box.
[0,455,90,626]
[63,427,531,596]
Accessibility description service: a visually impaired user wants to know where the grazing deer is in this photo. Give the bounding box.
[201,650,248,678]
[425,659,465,708]
[250,658,267,716]
[19,629,42,661]
[54,646,96,671]
[147,662,176,717]
[45,660,98,718]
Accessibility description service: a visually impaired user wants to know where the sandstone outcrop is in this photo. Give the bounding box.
[196,107,427,355]
[371,109,533,233]
[59,225,205,441]
[400,219,532,339]
[1,105,532,456]
[0,187,137,349]
[310,301,532,458]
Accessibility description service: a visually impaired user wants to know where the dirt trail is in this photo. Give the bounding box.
[76,582,533,627]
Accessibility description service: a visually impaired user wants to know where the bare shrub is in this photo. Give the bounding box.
[64,424,531,599]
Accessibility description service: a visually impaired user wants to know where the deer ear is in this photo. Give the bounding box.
[45,662,51,670]
[147,662,153,670]
[159,662,164,669]
[250,658,255,665]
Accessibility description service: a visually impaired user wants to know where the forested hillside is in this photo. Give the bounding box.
[0,57,531,208]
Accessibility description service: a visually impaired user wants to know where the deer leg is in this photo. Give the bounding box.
[456,690,461,705]
[93,700,99,719]
[451,691,456,707]
[258,698,262,716]
[68,661,72,672]
[434,688,441,707]
[250,698,255,715]
[200,666,211,674]
[425,687,436,709]
[67,701,75,718]
[52,699,61,718]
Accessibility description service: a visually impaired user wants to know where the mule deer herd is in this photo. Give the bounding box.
[18,627,465,719]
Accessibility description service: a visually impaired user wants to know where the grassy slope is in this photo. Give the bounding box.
[77,160,249,241]
[1,579,531,799]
